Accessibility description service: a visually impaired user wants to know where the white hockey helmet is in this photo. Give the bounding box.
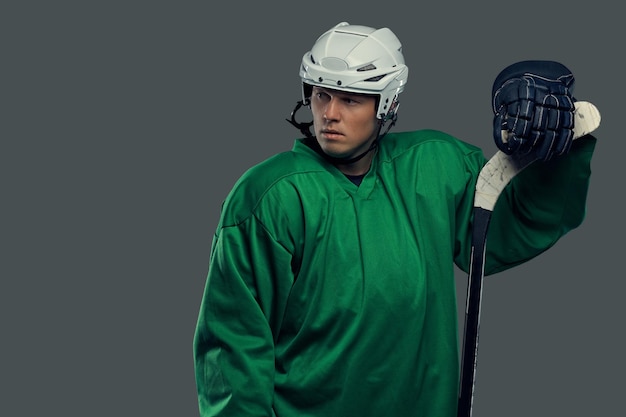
[300,22,409,121]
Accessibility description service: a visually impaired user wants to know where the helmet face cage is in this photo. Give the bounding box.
[299,22,409,121]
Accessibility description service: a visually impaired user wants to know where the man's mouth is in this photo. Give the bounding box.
[321,129,343,137]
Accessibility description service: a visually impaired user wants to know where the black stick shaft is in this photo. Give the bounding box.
[458,207,493,417]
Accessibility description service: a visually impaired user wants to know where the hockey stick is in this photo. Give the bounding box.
[457,101,601,417]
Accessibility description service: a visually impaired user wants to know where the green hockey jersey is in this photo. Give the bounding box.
[194,129,596,417]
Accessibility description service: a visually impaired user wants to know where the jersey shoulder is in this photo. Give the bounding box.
[218,147,325,227]
[380,129,483,161]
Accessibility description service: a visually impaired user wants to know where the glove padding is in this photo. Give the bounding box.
[492,60,576,161]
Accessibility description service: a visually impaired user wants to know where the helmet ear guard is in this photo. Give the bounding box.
[380,94,400,123]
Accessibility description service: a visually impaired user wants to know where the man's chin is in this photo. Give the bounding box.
[322,149,348,158]
[317,141,354,159]
[321,148,355,160]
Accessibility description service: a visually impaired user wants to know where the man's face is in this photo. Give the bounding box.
[310,86,379,160]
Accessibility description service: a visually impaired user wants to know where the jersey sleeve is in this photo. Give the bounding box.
[193,215,294,416]
[483,135,597,274]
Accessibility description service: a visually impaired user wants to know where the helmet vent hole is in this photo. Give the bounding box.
[357,64,377,72]
[364,74,386,82]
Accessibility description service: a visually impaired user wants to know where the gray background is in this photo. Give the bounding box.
[3,1,623,416]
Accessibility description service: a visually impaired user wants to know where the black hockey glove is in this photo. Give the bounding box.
[492,60,576,161]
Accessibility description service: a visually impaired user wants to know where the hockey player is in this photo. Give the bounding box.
[193,22,597,417]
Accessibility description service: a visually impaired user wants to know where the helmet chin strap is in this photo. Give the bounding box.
[287,100,398,165]
[286,100,314,138]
